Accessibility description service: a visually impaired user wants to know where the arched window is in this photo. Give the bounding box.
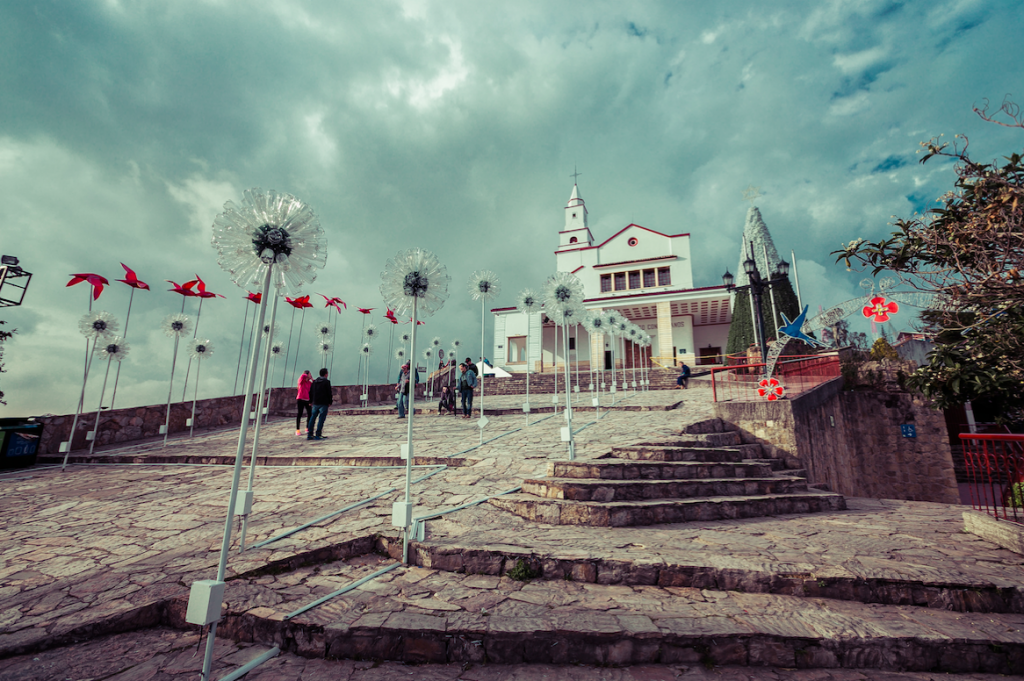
[569,236,578,243]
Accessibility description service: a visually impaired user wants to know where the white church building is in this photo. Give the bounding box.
[491,183,732,373]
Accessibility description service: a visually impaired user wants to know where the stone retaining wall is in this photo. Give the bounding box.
[36,382,426,454]
[714,378,960,504]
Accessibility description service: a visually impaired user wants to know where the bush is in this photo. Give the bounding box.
[869,338,899,362]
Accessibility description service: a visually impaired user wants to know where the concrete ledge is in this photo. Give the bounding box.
[964,510,1024,555]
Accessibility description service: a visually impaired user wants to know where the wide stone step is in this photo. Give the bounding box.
[522,476,809,502]
[185,563,1024,672]
[608,445,747,462]
[548,459,775,480]
[488,489,846,526]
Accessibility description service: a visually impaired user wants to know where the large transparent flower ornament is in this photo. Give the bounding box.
[363,324,379,342]
[316,323,333,339]
[319,340,332,354]
[552,304,583,325]
[431,336,442,348]
[188,339,215,361]
[582,311,606,335]
[516,288,540,314]
[379,248,450,317]
[395,347,407,361]
[468,270,501,302]
[79,311,119,340]
[96,336,130,362]
[400,331,411,345]
[162,313,192,338]
[261,322,275,338]
[543,272,584,312]
[423,348,435,361]
[360,342,373,356]
[447,349,456,360]
[451,339,461,351]
[270,341,285,356]
[211,188,327,294]
[603,310,622,330]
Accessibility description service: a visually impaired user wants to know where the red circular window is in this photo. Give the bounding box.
[627,237,638,247]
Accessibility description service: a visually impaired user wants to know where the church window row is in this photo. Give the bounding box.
[600,267,671,293]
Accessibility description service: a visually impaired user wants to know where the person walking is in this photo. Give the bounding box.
[295,369,313,436]
[458,362,477,418]
[307,368,333,440]
[394,362,418,419]
[677,362,691,389]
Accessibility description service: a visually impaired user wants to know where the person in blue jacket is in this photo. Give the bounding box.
[457,362,477,418]
[394,362,419,419]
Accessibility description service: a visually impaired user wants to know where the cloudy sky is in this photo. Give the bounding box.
[2,0,1022,417]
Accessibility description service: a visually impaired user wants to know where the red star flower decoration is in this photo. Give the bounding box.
[862,296,899,323]
[757,377,785,401]
[116,263,149,290]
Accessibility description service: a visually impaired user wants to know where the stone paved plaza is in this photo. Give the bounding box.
[2,385,1024,678]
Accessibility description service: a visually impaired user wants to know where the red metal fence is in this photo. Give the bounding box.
[710,354,842,403]
[960,433,1024,525]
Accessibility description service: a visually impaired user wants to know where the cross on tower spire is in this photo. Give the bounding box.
[570,165,582,185]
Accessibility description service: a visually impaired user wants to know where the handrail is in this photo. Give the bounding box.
[960,433,1024,525]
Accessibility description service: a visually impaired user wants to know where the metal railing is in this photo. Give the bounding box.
[960,433,1024,525]
[710,354,841,403]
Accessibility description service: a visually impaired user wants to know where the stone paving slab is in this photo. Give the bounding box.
[1,627,1015,681]
[155,555,1024,673]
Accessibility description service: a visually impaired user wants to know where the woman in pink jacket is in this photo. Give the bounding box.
[296,370,313,435]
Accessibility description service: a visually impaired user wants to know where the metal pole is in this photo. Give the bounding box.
[479,298,485,444]
[88,356,113,456]
[562,321,574,460]
[233,302,250,395]
[752,283,768,369]
[190,358,201,437]
[525,312,531,426]
[63,337,93,468]
[239,306,257,397]
[402,297,419,564]
[181,297,204,401]
[763,243,779,333]
[199,265,272,681]
[109,287,135,409]
[239,289,279,551]
[282,306,296,388]
[573,322,581,400]
[552,317,559,412]
[291,308,306,381]
[162,335,181,447]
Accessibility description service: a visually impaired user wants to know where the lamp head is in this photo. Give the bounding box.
[722,269,735,290]
[777,259,790,277]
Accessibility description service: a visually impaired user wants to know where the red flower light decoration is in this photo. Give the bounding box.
[67,273,110,300]
[757,377,785,401]
[116,263,149,290]
[863,296,899,323]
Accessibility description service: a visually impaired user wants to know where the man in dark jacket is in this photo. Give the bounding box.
[307,368,333,440]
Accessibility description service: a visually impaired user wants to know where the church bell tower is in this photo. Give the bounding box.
[557,183,594,252]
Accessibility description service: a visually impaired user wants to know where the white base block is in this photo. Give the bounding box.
[592,397,600,407]
[59,442,69,453]
[85,431,95,441]
[588,383,594,391]
[392,501,413,528]
[522,402,530,413]
[400,443,410,460]
[551,394,558,404]
[610,385,617,393]
[159,425,168,435]
[262,407,268,415]
[185,580,226,626]
[477,415,490,429]
[185,418,193,427]
[233,490,253,516]
[632,382,637,388]
[560,426,571,442]
[360,393,368,402]
[573,385,579,393]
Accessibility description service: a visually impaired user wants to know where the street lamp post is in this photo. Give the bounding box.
[723,242,790,371]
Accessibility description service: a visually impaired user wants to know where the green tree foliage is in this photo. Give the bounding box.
[869,337,899,361]
[726,276,801,355]
[834,99,1024,423]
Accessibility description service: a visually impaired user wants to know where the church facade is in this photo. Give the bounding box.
[491,184,732,373]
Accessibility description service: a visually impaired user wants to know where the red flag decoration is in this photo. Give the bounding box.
[862,296,899,323]
[245,291,262,304]
[116,263,149,290]
[286,294,313,309]
[194,274,225,299]
[67,273,110,300]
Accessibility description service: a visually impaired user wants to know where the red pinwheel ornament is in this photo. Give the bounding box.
[67,273,110,300]
[357,307,375,314]
[384,308,398,324]
[320,294,346,312]
[244,291,262,304]
[193,274,225,299]
[286,295,313,310]
[167,279,199,297]
[116,263,149,290]
[863,296,899,323]
[757,377,785,401]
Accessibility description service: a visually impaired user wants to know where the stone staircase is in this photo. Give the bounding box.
[489,425,846,526]
[480,366,688,395]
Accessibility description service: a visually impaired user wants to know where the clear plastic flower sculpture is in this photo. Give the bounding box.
[423,348,434,361]
[395,347,407,361]
[211,188,328,294]
[451,339,461,351]
[96,337,130,362]
[319,341,332,355]
[468,270,501,302]
[447,349,456,360]
[543,272,584,312]
[261,323,275,338]
[552,304,583,325]
[582,311,606,335]
[188,338,215,361]
[364,324,379,342]
[379,248,450,317]
[431,336,442,348]
[603,310,622,331]
[161,313,192,338]
[516,288,540,314]
[400,331,411,345]
[270,341,285,356]
[79,311,119,340]
[316,323,333,339]
[360,342,372,357]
